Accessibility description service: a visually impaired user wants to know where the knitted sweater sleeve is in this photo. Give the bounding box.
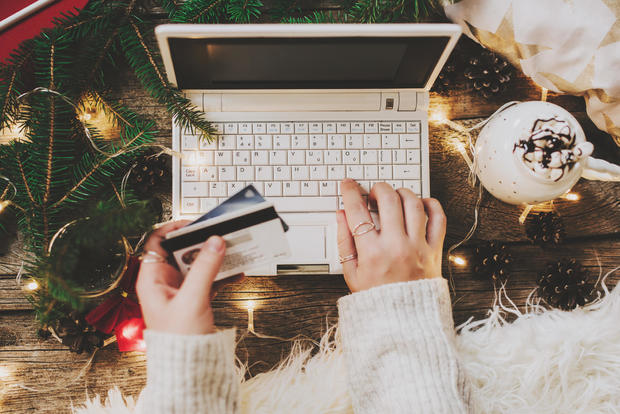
[337,278,470,414]
[136,328,239,414]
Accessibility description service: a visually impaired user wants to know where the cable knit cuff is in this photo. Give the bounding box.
[138,328,239,414]
[337,278,467,414]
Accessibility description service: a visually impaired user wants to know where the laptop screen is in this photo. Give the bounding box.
[168,37,450,90]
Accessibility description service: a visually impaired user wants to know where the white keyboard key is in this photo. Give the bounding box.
[182,135,198,150]
[346,165,364,180]
[338,197,344,209]
[249,182,263,194]
[183,151,197,166]
[292,166,309,180]
[361,150,378,164]
[310,134,327,149]
[264,181,282,196]
[239,123,252,134]
[200,166,217,181]
[403,180,421,195]
[252,123,266,133]
[218,166,235,181]
[407,149,421,164]
[199,136,217,150]
[392,150,407,164]
[233,150,250,165]
[269,196,337,212]
[281,123,294,134]
[365,122,378,133]
[212,123,224,134]
[324,122,337,133]
[292,135,308,149]
[319,181,337,196]
[182,167,199,181]
[294,123,308,133]
[200,198,217,212]
[364,165,378,179]
[325,150,342,164]
[182,125,195,135]
[392,122,405,133]
[224,123,237,134]
[364,134,381,148]
[358,180,371,193]
[328,165,345,180]
[255,135,272,149]
[252,150,269,165]
[255,166,273,180]
[183,182,208,197]
[379,165,392,179]
[328,134,345,149]
[210,182,227,197]
[301,181,319,196]
[309,122,322,133]
[197,151,213,165]
[269,150,287,165]
[274,166,291,180]
[343,150,359,164]
[273,135,291,149]
[267,123,280,133]
[310,165,327,180]
[237,166,254,181]
[406,121,420,133]
[386,180,403,190]
[382,134,399,148]
[236,135,254,149]
[351,122,364,133]
[283,181,300,196]
[288,150,305,165]
[228,182,243,194]
[379,150,392,163]
[306,150,323,164]
[400,134,420,148]
[219,135,236,149]
[182,198,200,213]
[346,134,363,149]
[379,122,391,133]
[393,165,420,180]
[337,122,350,133]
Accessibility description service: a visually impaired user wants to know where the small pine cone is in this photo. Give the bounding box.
[464,49,512,98]
[473,241,512,283]
[130,153,169,196]
[526,212,565,246]
[432,62,457,94]
[537,259,592,311]
[55,312,104,354]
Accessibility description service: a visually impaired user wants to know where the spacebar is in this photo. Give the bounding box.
[267,197,337,212]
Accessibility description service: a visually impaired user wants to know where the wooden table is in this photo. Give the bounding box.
[1,5,619,412]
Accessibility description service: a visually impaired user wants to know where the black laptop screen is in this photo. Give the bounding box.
[168,37,450,89]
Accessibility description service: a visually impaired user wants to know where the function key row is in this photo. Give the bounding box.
[185,121,421,135]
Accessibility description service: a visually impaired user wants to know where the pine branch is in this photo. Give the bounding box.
[0,39,35,130]
[160,0,182,17]
[348,0,436,22]
[282,10,343,23]
[172,0,226,23]
[226,0,263,23]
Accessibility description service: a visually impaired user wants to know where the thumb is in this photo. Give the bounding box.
[177,236,226,308]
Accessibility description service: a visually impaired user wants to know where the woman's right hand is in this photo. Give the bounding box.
[336,179,447,293]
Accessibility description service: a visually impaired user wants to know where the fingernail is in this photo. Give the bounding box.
[206,236,224,252]
[342,178,353,184]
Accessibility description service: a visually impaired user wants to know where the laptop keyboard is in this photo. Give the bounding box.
[180,121,422,214]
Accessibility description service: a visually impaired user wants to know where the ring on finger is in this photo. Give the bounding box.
[339,253,357,264]
[352,220,375,237]
[140,250,167,263]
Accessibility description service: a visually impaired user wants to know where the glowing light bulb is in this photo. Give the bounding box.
[122,323,140,339]
[0,200,10,213]
[25,280,39,291]
[0,365,11,379]
[246,300,255,311]
[430,111,447,123]
[246,300,255,332]
[449,255,467,266]
[563,192,580,201]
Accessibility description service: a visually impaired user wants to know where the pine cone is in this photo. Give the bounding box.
[537,259,592,311]
[55,312,104,354]
[526,212,565,246]
[473,241,512,283]
[432,62,457,94]
[464,49,512,98]
[130,153,169,196]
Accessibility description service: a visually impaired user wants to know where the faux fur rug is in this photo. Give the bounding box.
[72,281,620,414]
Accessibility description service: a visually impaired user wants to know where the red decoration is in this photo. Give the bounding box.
[86,256,142,334]
[115,317,146,352]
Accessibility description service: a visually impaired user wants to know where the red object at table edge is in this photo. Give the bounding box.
[0,0,89,63]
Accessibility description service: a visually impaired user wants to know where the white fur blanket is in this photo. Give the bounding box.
[73,283,620,414]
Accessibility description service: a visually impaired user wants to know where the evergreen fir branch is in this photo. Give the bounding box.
[282,10,342,23]
[348,0,436,22]
[171,0,226,23]
[0,40,35,130]
[226,0,264,23]
[160,0,183,18]
[86,91,134,128]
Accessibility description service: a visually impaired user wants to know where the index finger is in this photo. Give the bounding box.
[341,179,378,252]
[143,220,191,258]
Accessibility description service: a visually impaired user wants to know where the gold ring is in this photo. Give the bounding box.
[339,253,357,264]
[140,250,167,263]
[352,220,375,237]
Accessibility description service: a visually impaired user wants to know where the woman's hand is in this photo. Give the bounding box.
[337,179,447,293]
[136,221,241,335]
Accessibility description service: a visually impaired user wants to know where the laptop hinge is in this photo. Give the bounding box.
[277,264,330,275]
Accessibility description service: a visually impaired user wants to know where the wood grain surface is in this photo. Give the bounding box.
[1,4,619,412]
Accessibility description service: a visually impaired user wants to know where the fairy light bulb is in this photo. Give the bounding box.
[25,280,39,291]
[246,300,255,332]
[0,200,10,214]
[563,192,580,201]
[449,255,467,266]
[430,111,447,123]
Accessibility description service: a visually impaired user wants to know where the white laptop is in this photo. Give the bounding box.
[155,23,461,275]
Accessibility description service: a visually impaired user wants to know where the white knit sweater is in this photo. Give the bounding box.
[137,278,469,413]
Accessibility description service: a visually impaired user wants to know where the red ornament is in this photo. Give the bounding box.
[115,317,146,352]
[85,256,142,334]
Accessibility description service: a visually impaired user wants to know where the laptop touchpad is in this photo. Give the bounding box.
[286,225,326,261]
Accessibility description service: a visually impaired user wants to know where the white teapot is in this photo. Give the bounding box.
[474,101,620,205]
